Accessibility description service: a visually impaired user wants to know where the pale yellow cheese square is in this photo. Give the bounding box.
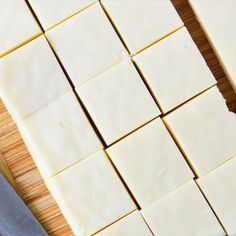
[0,36,71,120]
[29,0,96,30]
[46,150,136,236]
[198,156,236,236]
[46,2,128,86]
[107,118,193,208]
[95,210,152,236]
[134,27,216,113]
[0,0,42,57]
[189,0,236,92]
[76,59,160,145]
[163,86,236,177]
[102,0,183,54]
[141,180,225,236]
[17,91,102,180]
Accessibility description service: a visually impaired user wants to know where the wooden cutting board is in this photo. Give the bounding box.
[0,1,235,235]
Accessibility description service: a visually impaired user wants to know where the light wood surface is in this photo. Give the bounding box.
[0,1,235,235]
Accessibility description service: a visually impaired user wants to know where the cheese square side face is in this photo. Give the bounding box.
[102,0,183,54]
[0,0,42,57]
[163,86,236,177]
[76,60,160,145]
[95,210,152,236]
[17,91,102,180]
[46,150,136,236]
[141,180,224,236]
[198,156,236,235]
[134,27,216,113]
[0,36,71,120]
[46,3,128,86]
[107,118,193,208]
[29,0,96,30]
[189,0,236,92]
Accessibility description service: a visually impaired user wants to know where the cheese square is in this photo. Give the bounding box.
[29,0,97,30]
[133,27,216,113]
[0,0,42,57]
[101,0,183,54]
[46,150,136,236]
[163,86,236,177]
[76,60,160,145]
[17,91,102,180]
[46,2,128,86]
[141,180,225,236]
[0,36,71,120]
[189,0,236,92]
[95,210,152,236]
[107,118,193,208]
[197,156,236,235]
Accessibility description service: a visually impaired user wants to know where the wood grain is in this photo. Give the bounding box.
[0,1,235,236]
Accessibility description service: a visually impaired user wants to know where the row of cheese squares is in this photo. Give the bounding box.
[163,86,236,177]
[0,35,71,120]
[44,1,184,86]
[0,0,42,57]
[96,180,225,235]
[197,156,236,235]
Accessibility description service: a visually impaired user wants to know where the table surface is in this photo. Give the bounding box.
[0,0,235,235]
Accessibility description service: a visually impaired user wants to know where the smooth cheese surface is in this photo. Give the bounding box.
[17,91,102,180]
[163,86,236,177]
[95,210,152,236]
[198,156,236,236]
[46,150,136,236]
[107,118,193,208]
[141,180,224,236]
[134,27,216,113]
[76,59,160,145]
[0,0,41,57]
[29,0,96,30]
[189,0,236,92]
[102,0,183,54]
[0,36,71,120]
[46,2,128,86]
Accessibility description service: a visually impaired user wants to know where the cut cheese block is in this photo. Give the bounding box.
[95,210,152,236]
[0,0,41,57]
[141,180,224,236]
[17,91,102,180]
[133,27,216,113]
[0,36,71,121]
[102,0,183,54]
[29,0,96,30]
[46,150,136,236]
[189,0,236,92]
[198,156,236,236]
[76,59,160,145]
[107,118,193,208]
[46,2,128,86]
[163,86,236,177]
